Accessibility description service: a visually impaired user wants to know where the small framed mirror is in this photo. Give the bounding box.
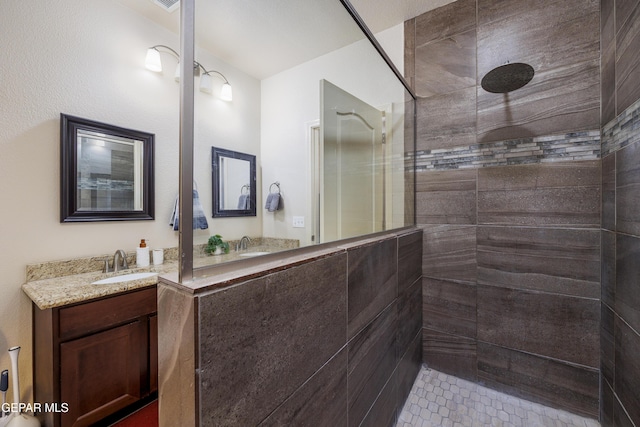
[60,114,155,222]
[212,147,256,217]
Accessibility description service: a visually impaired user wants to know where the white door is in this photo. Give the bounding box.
[320,79,385,242]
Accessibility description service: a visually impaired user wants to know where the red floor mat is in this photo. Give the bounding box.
[112,400,158,427]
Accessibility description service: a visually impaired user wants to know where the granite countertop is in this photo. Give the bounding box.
[22,243,296,310]
[22,263,176,310]
[22,233,423,309]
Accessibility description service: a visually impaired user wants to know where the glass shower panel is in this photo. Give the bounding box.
[187,0,416,278]
[321,79,385,242]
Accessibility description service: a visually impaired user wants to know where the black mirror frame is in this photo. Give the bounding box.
[211,147,257,218]
[60,114,155,222]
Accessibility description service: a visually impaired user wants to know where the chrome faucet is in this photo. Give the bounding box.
[104,249,129,273]
[236,236,252,251]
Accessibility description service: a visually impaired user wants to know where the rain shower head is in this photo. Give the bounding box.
[481,62,534,93]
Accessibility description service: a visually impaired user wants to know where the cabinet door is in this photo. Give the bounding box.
[149,314,158,393]
[60,321,143,427]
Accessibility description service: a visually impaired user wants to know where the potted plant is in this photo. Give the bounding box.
[205,234,230,255]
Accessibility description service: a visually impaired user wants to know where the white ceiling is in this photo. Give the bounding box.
[118,0,454,79]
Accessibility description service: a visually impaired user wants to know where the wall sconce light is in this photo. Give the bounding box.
[145,45,233,102]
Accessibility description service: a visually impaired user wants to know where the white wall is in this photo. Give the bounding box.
[260,24,406,245]
[0,0,260,400]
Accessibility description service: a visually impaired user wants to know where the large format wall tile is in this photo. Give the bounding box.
[360,373,397,427]
[602,153,616,230]
[616,233,640,333]
[477,162,601,227]
[477,226,601,298]
[601,304,615,387]
[477,0,599,142]
[477,343,599,418]
[477,0,599,77]
[416,169,477,225]
[616,0,640,113]
[348,239,398,338]
[614,395,636,427]
[414,0,476,48]
[415,30,476,97]
[602,0,616,123]
[615,317,640,426]
[259,350,348,427]
[615,0,640,34]
[423,328,477,382]
[477,61,600,143]
[398,278,422,357]
[398,230,423,293]
[421,225,477,284]
[616,142,640,235]
[601,378,614,427]
[198,254,347,427]
[404,19,416,91]
[477,285,599,368]
[348,304,397,426]
[416,87,477,151]
[396,332,422,414]
[602,230,616,308]
[423,277,476,339]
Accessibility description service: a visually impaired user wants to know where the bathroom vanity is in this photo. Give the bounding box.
[32,287,158,427]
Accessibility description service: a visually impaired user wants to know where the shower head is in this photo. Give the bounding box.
[481,62,534,93]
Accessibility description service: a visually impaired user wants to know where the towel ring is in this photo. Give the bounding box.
[269,182,281,194]
[240,184,250,195]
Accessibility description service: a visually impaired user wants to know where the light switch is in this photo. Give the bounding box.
[292,216,305,228]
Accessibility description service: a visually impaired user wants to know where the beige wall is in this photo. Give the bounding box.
[0,0,260,400]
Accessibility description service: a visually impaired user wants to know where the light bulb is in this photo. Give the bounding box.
[220,83,233,101]
[199,73,213,93]
[174,63,181,82]
[145,48,162,72]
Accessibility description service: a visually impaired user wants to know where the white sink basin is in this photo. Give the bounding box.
[92,272,158,285]
[239,251,270,257]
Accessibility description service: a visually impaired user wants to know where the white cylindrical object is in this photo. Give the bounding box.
[144,48,162,72]
[6,347,39,426]
[152,249,163,265]
[6,414,39,427]
[220,82,233,101]
[136,247,150,268]
[8,347,19,407]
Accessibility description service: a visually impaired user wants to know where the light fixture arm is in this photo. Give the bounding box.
[202,69,230,84]
[149,44,180,60]
[146,44,232,101]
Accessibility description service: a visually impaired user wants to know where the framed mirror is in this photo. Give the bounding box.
[60,114,155,222]
[212,147,256,217]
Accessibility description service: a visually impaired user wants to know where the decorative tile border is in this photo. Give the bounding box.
[602,97,640,157]
[406,131,601,171]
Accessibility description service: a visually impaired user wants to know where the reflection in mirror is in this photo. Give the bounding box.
[61,114,154,222]
[211,147,256,218]
[77,129,143,211]
[186,0,415,273]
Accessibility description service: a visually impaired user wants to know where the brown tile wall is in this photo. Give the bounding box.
[600,0,640,425]
[406,0,603,418]
[195,230,423,427]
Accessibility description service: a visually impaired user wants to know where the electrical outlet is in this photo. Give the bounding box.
[292,216,305,228]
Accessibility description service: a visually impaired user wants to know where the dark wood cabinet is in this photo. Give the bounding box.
[34,287,158,427]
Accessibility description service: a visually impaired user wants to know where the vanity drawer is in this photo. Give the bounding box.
[59,287,157,341]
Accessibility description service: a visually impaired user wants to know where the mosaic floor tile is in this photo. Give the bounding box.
[396,366,600,427]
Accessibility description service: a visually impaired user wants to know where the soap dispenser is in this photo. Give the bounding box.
[136,239,150,268]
